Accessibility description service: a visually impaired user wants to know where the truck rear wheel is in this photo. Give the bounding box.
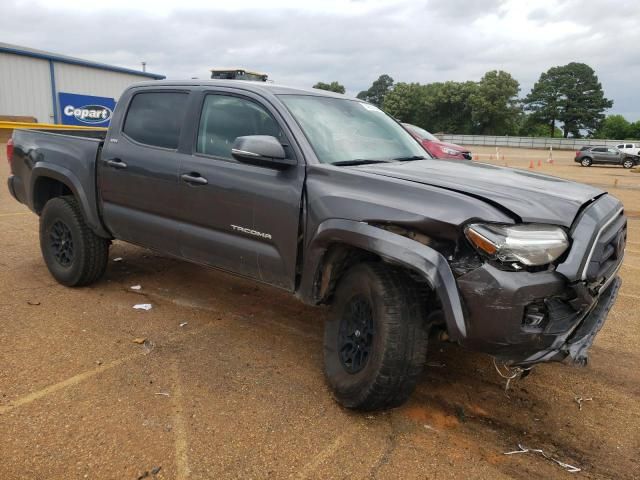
[40,196,110,287]
[323,262,429,410]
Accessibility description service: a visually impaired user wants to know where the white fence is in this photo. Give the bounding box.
[438,135,634,150]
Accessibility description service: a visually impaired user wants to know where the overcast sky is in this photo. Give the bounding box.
[3,0,639,120]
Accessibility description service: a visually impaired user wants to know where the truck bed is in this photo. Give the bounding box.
[8,128,108,236]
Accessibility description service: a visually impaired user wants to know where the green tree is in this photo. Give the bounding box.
[594,115,631,139]
[312,81,345,94]
[384,72,523,135]
[523,62,612,138]
[517,113,563,137]
[382,82,426,124]
[357,74,394,107]
[468,70,520,135]
[383,81,476,134]
[423,81,476,134]
[629,121,640,139]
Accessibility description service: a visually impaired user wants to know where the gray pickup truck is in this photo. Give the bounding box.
[7,81,627,410]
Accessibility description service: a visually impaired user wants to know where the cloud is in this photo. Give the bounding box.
[426,0,508,20]
[1,0,638,120]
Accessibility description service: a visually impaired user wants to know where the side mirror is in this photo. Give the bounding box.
[231,135,296,169]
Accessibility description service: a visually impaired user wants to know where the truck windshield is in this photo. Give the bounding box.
[279,95,427,165]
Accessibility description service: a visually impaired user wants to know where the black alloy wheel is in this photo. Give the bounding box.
[49,220,75,267]
[338,294,375,374]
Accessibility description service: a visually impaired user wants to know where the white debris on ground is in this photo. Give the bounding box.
[130,285,142,290]
[113,257,123,262]
[574,396,593,411]
[504,444,581,473]
[133,303,152,310]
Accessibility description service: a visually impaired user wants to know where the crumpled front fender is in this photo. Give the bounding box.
[297,218,467,341]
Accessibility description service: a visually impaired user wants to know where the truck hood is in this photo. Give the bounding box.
[356,160,604,227]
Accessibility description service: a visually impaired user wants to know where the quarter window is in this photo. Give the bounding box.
[196,95,284,159]
[123,92,188,149]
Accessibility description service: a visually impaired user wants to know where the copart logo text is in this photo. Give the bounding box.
[63,104,112,124]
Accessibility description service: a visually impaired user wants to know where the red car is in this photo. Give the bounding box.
[402,123,472,160]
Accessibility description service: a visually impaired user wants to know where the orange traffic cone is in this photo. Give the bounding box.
[528,160,534,169]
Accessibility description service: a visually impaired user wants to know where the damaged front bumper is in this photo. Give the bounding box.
[456,265,621,367]
[562,276,620,366]
[453,194,626,368]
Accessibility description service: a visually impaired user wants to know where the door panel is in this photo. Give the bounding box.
[178,92,304,289]
[590,148,606,162]
[98,91,189,255]
[606,148,620,164]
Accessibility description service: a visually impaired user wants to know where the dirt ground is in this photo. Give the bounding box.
[0,143,638,480]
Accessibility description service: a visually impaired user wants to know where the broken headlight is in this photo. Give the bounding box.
[464,223,569,267]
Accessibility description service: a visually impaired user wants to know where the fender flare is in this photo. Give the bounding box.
[298,219,467,341]
[30,162,111,238]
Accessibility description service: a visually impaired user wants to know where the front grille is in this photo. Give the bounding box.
[583,209,626,283]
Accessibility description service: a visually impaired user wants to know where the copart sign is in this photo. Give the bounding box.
[58,92,116,127]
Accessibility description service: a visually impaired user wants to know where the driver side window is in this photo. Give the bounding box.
[196,94,283,159]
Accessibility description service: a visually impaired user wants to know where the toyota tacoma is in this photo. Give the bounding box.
[7,81,626,410]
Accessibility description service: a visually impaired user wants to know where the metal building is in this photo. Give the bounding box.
[0,42,165,126]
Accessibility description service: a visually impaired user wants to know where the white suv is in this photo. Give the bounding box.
[616,143,640,155]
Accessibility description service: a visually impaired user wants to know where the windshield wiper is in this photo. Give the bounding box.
[393,155,427,161]
[331,159,393,166]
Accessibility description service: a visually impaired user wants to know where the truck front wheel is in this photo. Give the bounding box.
[40,196,110,287]
[323,263,429,410]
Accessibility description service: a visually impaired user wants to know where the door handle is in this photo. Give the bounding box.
[104,158,127,169]
[181,173,208,185]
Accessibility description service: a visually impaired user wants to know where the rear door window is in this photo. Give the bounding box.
[626,144,633,149]
[592,147,606,152]
[123,92,189,149]
[196,94,284,159]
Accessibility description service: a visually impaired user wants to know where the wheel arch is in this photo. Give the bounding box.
[298,219,467,341]
[30,163,111,238]
[32,175,73,214]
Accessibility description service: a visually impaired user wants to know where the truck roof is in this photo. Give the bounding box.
[129,79,353,100]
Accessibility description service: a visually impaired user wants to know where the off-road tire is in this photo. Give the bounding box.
[40,196,110,287]
[581,157,593,167]
[323,262,429,410]
[623,159,634,169]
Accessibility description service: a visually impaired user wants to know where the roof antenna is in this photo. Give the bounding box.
[141,61,146,72]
